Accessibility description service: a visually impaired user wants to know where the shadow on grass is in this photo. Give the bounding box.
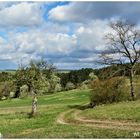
[68,104,90,110]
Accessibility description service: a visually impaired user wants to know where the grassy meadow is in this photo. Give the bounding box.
[0,89,140,138]
[1,3,140,139]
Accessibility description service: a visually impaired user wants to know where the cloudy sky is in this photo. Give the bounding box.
[0,1,139,70]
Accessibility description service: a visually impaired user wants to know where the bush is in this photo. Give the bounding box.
[10,92,15,98]
[35,80,50,95]
[54,83,62,92]
[89,72,98,81]
[65,82,75,90]
[20,85,28,98]
[79,83,88,90]
[0,84,4,100]
[90,77,127,106]
[48,74,61,93]
[79,80,89,90]
[0,82,14,99]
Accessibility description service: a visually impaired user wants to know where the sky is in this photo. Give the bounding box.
[0,1,140,70]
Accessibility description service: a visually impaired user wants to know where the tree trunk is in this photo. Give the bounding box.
[129,68,135,101]
[32,96,37,114]
[28,95,37,118]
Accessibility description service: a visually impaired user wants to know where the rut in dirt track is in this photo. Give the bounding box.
[57,109,140,131]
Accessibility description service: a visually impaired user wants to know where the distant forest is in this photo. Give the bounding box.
[1,62,140,88]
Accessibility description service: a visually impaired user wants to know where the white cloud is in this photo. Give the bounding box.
[0,18,113,69]
[10,30,77,54]
[0,37,15,54]
[0,2,44,26]
[0,28,77,65]
[48,2,84,22]
[78,56,97,63]
[40,22,70,34]
[75,20,111,51]
[0,17,114,69]
[1,1,128,69]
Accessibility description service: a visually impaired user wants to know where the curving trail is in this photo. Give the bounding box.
[57,109,73,125]
[57,109,140,131]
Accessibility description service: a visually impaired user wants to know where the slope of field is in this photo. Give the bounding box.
[0,89,140,138]
[0,70,16,73]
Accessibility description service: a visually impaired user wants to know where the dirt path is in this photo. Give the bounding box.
[57,109,140,131]
[57,109,74,125]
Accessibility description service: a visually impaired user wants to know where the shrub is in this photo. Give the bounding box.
[54,83,62,92]
[79,80,89,90]
[89,72,98,81]
[20,85,28,98]
[79,83,88,90]
[0,84,4,100]
[9,92,15,98]
[35,80,50,95]
[0,82,14,99]
[48,74,61,93]
[90,77,127,106]
[65,82,75,90]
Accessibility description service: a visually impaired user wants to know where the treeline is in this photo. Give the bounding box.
[0,60,58,99]
[94,63,140,79]
[58,63,140,88]
[58,68,94,88]
[1,59,140,100]
[89,63,140,107]
[0,60,94,100]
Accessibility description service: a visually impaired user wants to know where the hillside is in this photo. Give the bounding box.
[0,89,140,138]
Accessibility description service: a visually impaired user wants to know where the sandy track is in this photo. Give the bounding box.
[57,109,73,125]
[57,109,140,131]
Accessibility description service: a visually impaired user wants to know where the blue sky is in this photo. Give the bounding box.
[0,1,140,70]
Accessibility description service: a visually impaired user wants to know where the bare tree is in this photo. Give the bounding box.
[100,20,140,100]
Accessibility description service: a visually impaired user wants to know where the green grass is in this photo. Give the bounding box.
[79,100,140,122]
[0,89,89,108]
[0,89,140,138]
[0,70,16,74]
